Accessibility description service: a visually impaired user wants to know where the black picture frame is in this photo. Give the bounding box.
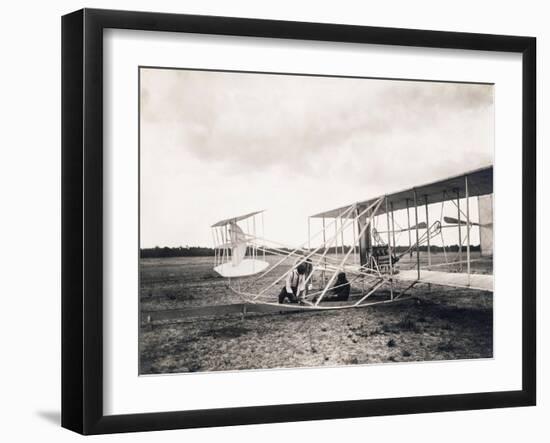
[62,8,536,435]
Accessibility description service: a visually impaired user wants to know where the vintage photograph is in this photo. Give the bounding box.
[139,67,494,375]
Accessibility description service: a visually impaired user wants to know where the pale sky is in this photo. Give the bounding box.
[140,68,493,248]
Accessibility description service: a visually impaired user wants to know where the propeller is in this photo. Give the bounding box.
[444,216,492,227]
[444,216,470,226]
[402,222,427,231]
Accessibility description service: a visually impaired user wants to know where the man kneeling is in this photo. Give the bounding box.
[279,263,307,304]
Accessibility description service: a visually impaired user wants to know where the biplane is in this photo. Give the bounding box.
[209,165,493,314]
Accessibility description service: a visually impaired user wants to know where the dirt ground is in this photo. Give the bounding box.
[139,254,493,374]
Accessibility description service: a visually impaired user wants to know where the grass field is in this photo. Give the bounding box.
[139,253,493,374]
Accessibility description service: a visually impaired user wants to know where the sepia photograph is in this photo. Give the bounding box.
[138,67,494,375]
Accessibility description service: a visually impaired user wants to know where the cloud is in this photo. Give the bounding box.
[141,69,493,186]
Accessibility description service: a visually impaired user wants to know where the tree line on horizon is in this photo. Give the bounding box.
[140,244,481,258]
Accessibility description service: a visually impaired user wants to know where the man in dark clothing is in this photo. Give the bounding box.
[311,272,351,303]
[326,272,351,302]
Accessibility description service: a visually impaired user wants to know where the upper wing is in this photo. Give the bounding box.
[310,165,493,219]
[211,210,265,227]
